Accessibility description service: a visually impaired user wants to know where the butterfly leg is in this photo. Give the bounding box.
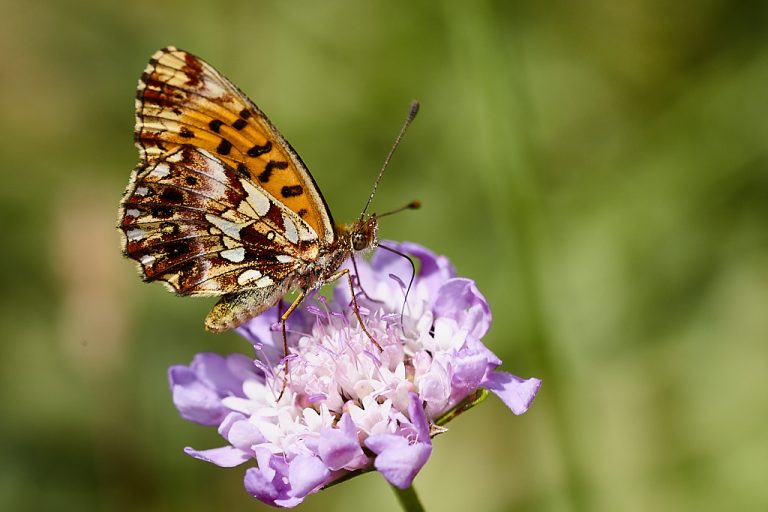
[276,290,306,401]
[350,253,386,305]
[331,268,383,351]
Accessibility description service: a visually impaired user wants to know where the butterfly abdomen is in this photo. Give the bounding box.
[204,282,293,332]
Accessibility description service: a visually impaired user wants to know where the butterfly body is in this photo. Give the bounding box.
[204,216,379,332]
[119,47,380,332]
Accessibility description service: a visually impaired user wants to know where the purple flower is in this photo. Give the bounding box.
[168,242,541,508]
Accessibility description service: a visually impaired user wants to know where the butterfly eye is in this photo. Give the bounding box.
[352,232,368,251]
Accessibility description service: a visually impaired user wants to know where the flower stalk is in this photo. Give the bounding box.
[392,484,425,512]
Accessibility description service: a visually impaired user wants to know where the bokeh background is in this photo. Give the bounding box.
[2,1,767,511]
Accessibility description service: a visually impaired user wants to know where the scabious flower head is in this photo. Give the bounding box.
[169,242,541,508]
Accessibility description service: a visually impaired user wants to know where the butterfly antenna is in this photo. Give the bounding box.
[378,244,417,333]
[379,200,421,218]
[361,100,420,218]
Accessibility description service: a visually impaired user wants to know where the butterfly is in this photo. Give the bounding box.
[119,47,418,336]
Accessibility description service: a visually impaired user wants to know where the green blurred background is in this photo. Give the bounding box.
[2,1,767,510]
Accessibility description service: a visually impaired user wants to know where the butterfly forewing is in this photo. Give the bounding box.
[120,146,317,296]
[135,46,334,244]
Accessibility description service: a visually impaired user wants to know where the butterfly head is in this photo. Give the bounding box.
[347,215,379,253]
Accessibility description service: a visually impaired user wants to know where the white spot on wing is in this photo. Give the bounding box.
[135,187,149,196]
[205,214,251,240]
[197,149,228,181]
[237,200,257,219]
[240,180,270,216]
[126,228,146,241]
[126,209,140,218]
[149,162,170,179]
[140,254,156,266]
[296,221,317,242]
[276,255,294,264]
[203,80,227,97]
[255,275,274,288]
[220,247,245,263]
[237,269,263,286]
[283,214,298,244]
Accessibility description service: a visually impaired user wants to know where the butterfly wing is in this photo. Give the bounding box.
[119,146,320,298]
[135,46,335,245]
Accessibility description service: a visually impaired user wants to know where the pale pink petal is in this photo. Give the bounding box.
[483,371,542,415]
[183,446,251,467]
[287,454,330,498]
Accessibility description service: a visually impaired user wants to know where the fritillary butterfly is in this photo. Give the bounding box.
[118,47,417,335]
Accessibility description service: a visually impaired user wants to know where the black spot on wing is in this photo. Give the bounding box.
[232,118,247,130]
[217,139,232,155]
[179,127,195,138]
[152,205,174,218]
[258,160,288,183]
[209,119,224,133]
[167,241,190,256]
[247,141,272,157]
[160,188,184,203]
[281,185,303,198]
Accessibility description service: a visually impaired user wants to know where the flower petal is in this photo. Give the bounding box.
[183,446,251,467]
[192,353,252,396]
[408,392,431,441]
[288,454,331,498]
[432,278,492,339]
[317,414,366,471]
[168,353,262,426]
[365,434,432,489]
[398,241,457,288]
[364,394,433,489]
[236,310,285,364]
[450,350,490,400]
[244,466,303,508]
[225,416,266,451]
[169,367,227,426]
[483,371,542,415]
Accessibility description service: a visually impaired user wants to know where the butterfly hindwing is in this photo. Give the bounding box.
[204,285,292,333]
[135,46,335,245]
[120,146,320,296]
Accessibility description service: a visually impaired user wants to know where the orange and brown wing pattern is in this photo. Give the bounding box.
[135,46,335,245]
[119,146,320,296]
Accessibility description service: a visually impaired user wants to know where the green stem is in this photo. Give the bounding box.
[391,484,425,512]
